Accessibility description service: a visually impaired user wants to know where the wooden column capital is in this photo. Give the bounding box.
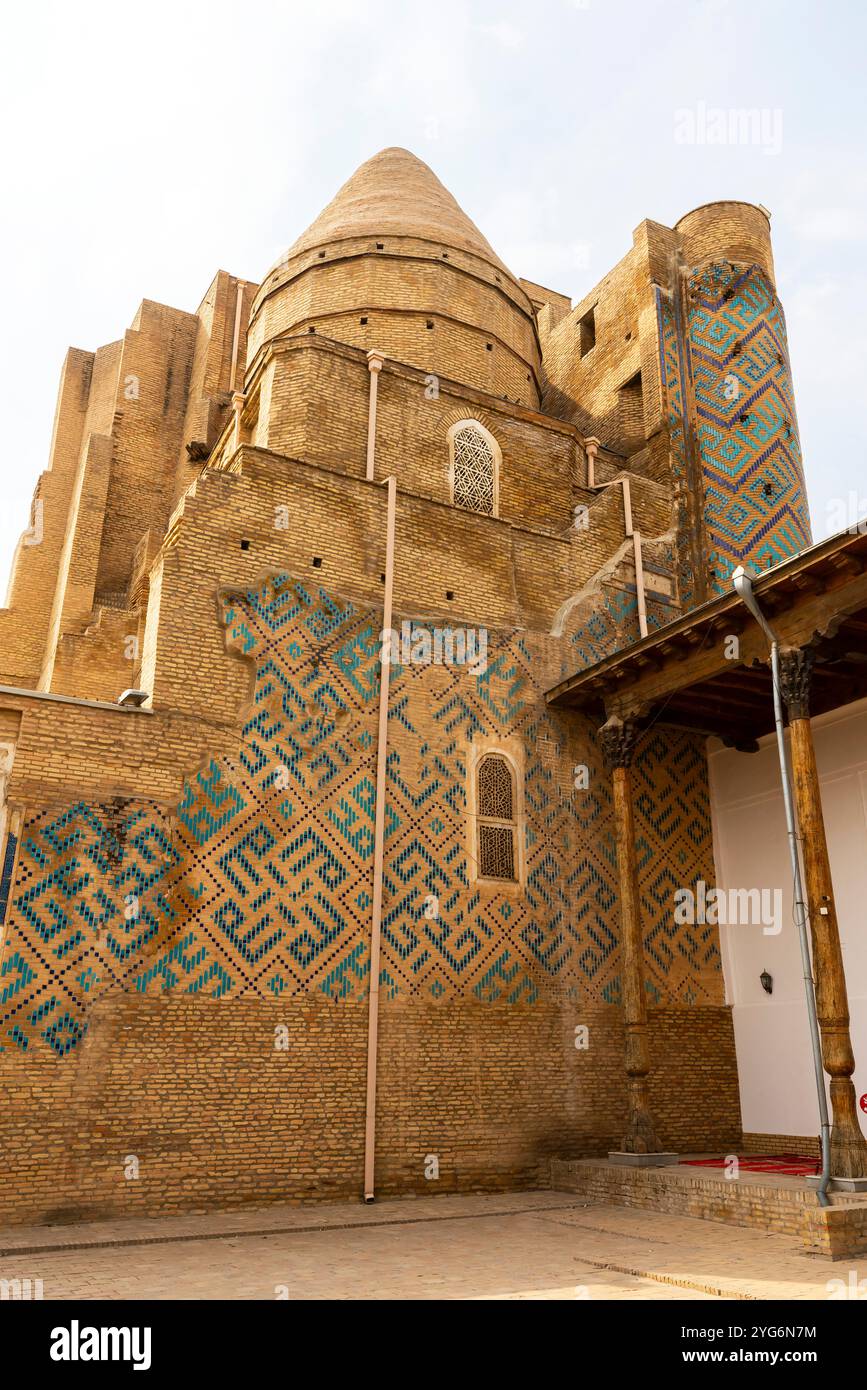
[600,716,638,772]
[779,646,815,720]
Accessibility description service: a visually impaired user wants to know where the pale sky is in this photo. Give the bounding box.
[2,0,865,591]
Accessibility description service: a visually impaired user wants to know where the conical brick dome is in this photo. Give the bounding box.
[280,147,514,278]
[247,148,541,405]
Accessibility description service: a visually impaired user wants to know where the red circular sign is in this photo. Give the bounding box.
[860,1094,867,1114]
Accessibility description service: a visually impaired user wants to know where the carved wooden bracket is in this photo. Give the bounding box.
[779,646,814,720]
[600,716,638,772]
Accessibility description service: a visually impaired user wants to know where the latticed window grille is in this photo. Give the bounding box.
[478,755,513,819]
[478,825,515,880]
[452,424,496,515]
[476,754,516,880]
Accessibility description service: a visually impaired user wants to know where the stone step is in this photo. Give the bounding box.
[551,1156,867,1259]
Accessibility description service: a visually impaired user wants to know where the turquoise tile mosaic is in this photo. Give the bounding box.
[0,574,721,1055]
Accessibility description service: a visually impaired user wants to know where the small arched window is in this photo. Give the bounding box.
[449,421,499,517]
[476,754,516,880]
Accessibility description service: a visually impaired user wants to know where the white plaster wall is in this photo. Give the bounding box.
[709,697,867,1142]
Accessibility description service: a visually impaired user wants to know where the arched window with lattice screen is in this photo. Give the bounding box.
[476,753,517,880]
[448,421,499,517]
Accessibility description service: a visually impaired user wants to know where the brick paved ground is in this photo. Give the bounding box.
[1,1192,865,1301]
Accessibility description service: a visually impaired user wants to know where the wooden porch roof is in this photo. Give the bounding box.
[546,528,867,749]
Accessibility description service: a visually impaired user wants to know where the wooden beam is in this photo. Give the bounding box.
[656,708,771,743]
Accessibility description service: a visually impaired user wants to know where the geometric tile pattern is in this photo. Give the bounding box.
[688,262,810,594]
[658,264,811,605]
[0,803,177,1055]
[171,575,381,1004]
[567,581,674,672]
[0,573,723,1055]
[632,730,720,1005]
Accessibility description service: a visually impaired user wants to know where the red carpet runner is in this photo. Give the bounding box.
[681,1153,820,1177]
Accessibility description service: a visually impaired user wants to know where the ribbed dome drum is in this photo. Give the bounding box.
[246,148,542,406]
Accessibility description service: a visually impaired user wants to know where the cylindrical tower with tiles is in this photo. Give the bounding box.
[674,201,811,599]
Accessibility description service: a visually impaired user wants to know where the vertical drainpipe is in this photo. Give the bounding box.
[585,436,600,489]
[363,342,392,1201]
[231,391,246,452]
[364,471,397,1202]
[229,280,247,392]
[619,478,649,640]
[366,351,386,481]
[583,436,648,639]
[227,283,249,457]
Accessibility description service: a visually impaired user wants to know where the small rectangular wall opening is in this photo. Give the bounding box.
[619,370,644,447]
[578,307,596,357]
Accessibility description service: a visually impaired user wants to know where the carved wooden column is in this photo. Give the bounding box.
[601,716,662,1154]
[779,647,867,1178]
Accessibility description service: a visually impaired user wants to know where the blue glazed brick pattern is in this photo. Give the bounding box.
[657,266,810,604]
[690,262,810,591]
[568,583,675,673]
[1,805,177,1054]
[632,730,721,1004]
[0,574,723,1054]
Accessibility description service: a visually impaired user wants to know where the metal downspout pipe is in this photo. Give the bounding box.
[365,351,386,481]
[363,347,393,1201]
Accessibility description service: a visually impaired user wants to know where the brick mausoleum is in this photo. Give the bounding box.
[0,149,812,1225]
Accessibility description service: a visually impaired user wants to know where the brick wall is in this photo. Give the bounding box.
[542,218,673,458]
[1,277,251,697]
[0,349,93,687]
[262,339,580,534]
[675,201,775,285]
[0,993,739,1227]
[248,251,541,405]
[742,1132,821,1158]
